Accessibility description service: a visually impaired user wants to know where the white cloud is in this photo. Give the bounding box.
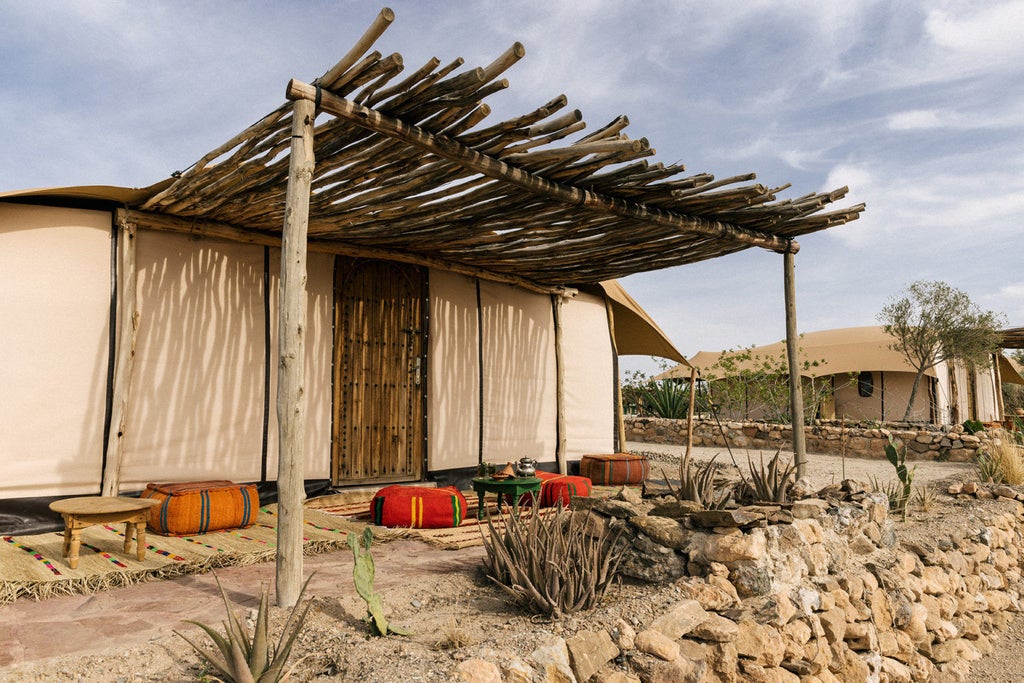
[925,2,1024,66]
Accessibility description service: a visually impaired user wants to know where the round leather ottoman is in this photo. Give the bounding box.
[580,453,650,486]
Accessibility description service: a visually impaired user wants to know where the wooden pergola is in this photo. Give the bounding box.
[113,9,863,604]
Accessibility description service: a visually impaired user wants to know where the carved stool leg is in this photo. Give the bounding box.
[67,523,82,570]
[123,521,134,554]
[134,520,147,562]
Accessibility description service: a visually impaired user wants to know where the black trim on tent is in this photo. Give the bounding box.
[261,246,271,482]
[99,213,119,491]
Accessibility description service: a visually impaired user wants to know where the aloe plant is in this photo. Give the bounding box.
[742,450,797,504]
[349,527,411,636]
[176,573,312,683]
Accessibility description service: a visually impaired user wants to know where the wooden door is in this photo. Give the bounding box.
[332,258,425,485]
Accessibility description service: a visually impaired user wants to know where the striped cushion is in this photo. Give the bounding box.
[580,453,650,486]
[141,480,258,536]
[371,485,468,529]
[535,471,592,507]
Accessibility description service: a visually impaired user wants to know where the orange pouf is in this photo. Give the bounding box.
[580,453,650,486]
[371,486,468,529]
[141,480,259,536]
[535,471,592,507]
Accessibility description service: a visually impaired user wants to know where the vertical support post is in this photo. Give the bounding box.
[683,365,697,474]
[553,294,567,474]
[993,353,1006,422]
[784,249,807,479]
[276,98,315,607]
[102,217,139,497]
[603,298,627,452]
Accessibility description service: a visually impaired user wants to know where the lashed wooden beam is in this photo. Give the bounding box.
[286,79,800,255]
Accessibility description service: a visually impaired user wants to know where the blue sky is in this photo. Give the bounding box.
[3,1,1022,376]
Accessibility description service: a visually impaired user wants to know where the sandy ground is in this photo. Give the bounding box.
[627,441,977,492]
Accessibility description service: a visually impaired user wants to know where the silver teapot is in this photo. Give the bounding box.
[515,457,537,477]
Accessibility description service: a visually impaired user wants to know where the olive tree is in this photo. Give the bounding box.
[878,280,1004,422]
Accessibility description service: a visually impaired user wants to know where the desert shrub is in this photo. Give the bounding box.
[977,435,1024,485]
[481,505,623,619]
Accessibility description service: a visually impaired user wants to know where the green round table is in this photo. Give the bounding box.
[471,477,541,519]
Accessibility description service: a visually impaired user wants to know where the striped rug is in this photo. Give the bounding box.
[0,505,368,606]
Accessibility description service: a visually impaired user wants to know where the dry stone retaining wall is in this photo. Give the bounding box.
[458,484,1024,682]
[625,417,1002,462]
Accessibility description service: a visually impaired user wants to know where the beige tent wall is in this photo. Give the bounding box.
[561,292,615,459]
[119,231,266,488]
[266,251,334,480]
[933,360,951,424]
[480,281,557,464]
[427,270,482,471]
[973,363,1000,422]
[0,205,111,497]
[834,372,884,421]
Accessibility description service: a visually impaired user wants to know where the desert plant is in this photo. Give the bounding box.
[883,437,914,520]
[962,419,985,435]
[977,435,1024,485]
[870,476,909,517]
[662,456,731,510]
[481,504,623,619]
[976,452,1004,484]
[176,573,312,683]
[741,450,797,504]
[349,527,411,636]
[914,484,937,512]
[637,379,691,419]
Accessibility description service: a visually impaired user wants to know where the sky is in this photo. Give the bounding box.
[2,1,1023,377]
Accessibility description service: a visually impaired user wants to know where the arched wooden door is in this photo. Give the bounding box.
[332,258,426,485]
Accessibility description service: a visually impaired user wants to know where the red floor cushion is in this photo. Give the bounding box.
[141,480,259,536]
[535,471,592,507]
[371,485,468,528]
[580,453,651,486]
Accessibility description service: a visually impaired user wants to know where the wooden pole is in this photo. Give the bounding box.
[784,248,807,479]
[101,219,139,497]
[276,98,315,608]
[553,295,567,474]
[683,365,697,474]
[286,79,798,255]
[603,298,627,452]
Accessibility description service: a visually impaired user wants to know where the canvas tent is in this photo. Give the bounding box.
[658,326,1017,424]
[1,9,864,599]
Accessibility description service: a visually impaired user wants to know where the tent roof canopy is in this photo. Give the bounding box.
[657,326,1001,380]
[97,8,861,294]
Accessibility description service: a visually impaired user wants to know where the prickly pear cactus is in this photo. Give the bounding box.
[348,528,411,636]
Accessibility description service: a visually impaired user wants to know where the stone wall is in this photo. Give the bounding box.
[457,483,1024,683]
[625,417,1006,463]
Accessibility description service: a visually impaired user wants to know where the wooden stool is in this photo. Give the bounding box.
[48,496,161,569]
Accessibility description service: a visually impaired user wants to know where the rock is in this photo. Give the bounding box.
[631,652,706,683]
[689,529,768,564]
[502,658,535,683]
[455,658,502,683]
[597,499,642,519]
[735,618,785,667]
[650,600,709,640]
[730,564,773,597]
[690,614,739,642]
[993,484,1017,499]
[635,629,680,661]
[962,481,979,495]
[593,672,641,683]
[567,630,619,682]
[689,509,765,528]
[674,577,740,611]
[614,485,645,506]
[619,531,688,583]
[648,499,704,518]
[629,515,690,550]
[528,636,577,683]
[613,618,636,651]
[791,499,830,520]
